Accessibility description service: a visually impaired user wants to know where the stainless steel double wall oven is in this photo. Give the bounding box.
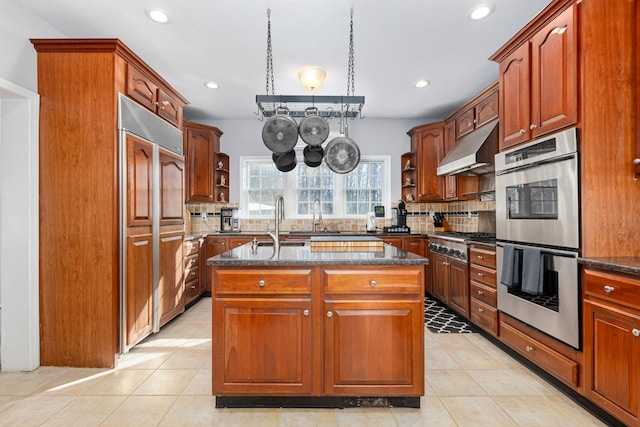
[495,127,581,349]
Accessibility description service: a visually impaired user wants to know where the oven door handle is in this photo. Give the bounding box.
[495,153,577,176]
[496,242,578,259]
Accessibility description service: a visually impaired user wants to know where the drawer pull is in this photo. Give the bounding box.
[190,284,196,289]
[519,129,526,135]
[477,272,484,277]
[477,290,484,296]
[603,285,614,293]
[303,309,310,317]
[633,329,640,337]
[525,346,533,353]
[476,255,484,259]
[478,307,484,313]
[259,279,265,287]
[370,280,377,287]
[327,311,333,318]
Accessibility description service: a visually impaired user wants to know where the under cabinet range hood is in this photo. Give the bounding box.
[437,119,499,176]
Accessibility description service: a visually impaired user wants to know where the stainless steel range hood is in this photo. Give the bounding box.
[437,119,499,176]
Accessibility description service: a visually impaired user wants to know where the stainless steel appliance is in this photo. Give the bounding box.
[495,127,580,349]
[428,232,497,265]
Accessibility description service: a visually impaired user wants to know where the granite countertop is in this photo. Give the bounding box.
[186,231,429,241]
[206,241,429,266]
[578,257,640,276]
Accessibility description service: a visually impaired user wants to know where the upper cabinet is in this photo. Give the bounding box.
[455,86,499,138]
[492,4,578,150]
[406,121,445,202]
[184,120,224,203]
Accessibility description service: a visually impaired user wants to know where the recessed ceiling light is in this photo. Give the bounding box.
[469,3,495,20]
[146,8,170,24]
[204,82,219,89]
[415,80,430,88]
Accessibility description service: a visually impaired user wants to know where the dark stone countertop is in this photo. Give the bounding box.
[578,257,640,276]
[206,241,429,267]
[186,231,428,241]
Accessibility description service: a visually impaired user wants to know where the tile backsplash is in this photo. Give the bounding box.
[186,200,495,234]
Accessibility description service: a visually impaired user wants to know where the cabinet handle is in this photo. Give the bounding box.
[477,290,484,296]
[303,309,309,316]
[160,106,166,111]
[476,255,484,259]
[370,280,377,287]
[221,242,225,246]
[603,285,614,293]
[477,272,484,277]
[519,129,526,135]
[633,329,640,337]
[530,124,537,130]
[634,158,640,165]
[259,280,265,287]
[525,346,533,353]
[190,284,196,289]
[478,307,484,313]
[327,311,333,318]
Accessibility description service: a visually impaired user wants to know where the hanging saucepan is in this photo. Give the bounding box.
[303,145,324,168]
[272,149,297,172]
[298,107,329,146]
[262,107,299,154]
[324,113,360,174]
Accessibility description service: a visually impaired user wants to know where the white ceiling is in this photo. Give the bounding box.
[20,0,550,121]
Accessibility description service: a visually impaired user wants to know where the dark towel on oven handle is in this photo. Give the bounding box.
[500,243,521,287]
[521,246,545,295]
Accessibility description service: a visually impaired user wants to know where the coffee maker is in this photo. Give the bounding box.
[384,200,410,234]
[397,200,407,227]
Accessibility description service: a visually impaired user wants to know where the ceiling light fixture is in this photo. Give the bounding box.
[146,8,170,24]
[415,80,430,88]
[469,3,495,20]
[204,81,219,89]
[298,67,327,90]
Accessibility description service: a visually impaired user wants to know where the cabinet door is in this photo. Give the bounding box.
[381,236,403,249]
[204,237,228,292]
[584,299,640,426]
[324,300,423,396]
[213,298,314,395]
[443,120,458,200]
[126,134,153,227]
[125,233,153,348]
[185,127,215,202]
[456,107,476,138]
[500,42,531,150]
[530,5,577,139]
[126,63,158,112]
[417,125,445,201]
[475,89,499,128]
[448,260,469,318]
[403,236,425,257]
[431,253,449,302]
[157,89,182,127]
[158,231,185,327]
[159,149,185,226]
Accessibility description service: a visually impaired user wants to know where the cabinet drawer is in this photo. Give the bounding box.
[216,269,312,295]
[584,269,640,310]
[470,299,498,336]
[184,239,201,256]
[500,321,578,387]
[185,265,199,283]
[470,281,497,306]
[324,268,422,295]
[184,253,199,270]
[185,277,200,299]
[470,264,496,287]
[469,246,496,269]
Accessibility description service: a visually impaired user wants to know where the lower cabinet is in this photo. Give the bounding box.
[431,253,469,318]
[184,238,202,306]
[158,231,185,327]
[583,268,640,426]
[204,236,228,292]
[125,232,153,348]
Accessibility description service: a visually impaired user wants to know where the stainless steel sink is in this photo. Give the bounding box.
[257,241,306,247]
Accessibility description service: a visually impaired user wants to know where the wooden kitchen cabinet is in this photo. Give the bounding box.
[158,149,185,226]
[204,236,228,292]
[215,152,230,203]
[430,252,449,303]
[400,151,417,203]
[469,245,498,336]
[455,84,498,138]
[443,119,459,200]
[125,231,153,348]
[407,121,445,202]
[126,134,153,227]
[583,268,640,427]
[183,120,223,203]
[158,231,185,327]
[403,236,426,257]
[492,3,578,150]
[431,253,469,319]
[184,238,202,306]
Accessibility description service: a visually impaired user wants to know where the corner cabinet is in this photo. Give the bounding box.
[400,152,417,203]
[214,152,230,203]
[583,268,640,427]
[406,121,445,202]
[491,3,578,150]
[184,120,224,203]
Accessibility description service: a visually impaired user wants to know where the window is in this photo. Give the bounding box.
[241,155,390,218]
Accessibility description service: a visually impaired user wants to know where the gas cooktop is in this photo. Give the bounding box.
[433,232,496,242]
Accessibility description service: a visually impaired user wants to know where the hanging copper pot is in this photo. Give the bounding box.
[298,107,329,146]
[262,107,299,154]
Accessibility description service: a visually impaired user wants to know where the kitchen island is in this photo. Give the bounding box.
[206,240,428,408]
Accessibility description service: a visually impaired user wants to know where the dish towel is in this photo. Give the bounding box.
[521,247,544,295]
[500,244,521,287]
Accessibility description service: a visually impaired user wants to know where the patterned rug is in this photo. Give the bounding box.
[424,297,477,334]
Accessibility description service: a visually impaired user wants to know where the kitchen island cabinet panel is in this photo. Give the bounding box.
[323,268,421,295]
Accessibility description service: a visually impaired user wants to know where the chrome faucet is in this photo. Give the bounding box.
[267,194,285,253]
[312,198,322,232]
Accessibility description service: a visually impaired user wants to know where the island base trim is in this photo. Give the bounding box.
[214,396,420,409]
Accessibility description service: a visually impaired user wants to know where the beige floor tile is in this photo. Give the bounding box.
[132,369,197,395]
[216,407,280,426]
[467,370,543,396]
[81,369,153,396]
[182,369,212,395]
[447,348,505,370]
[0,396,20,413]
[158,395,222,426]
[336,407,397,427]
[100,395,177,427]
[0,368,66,396]
[426,370,486,396]
[40,395,125,426]
[424,331,478,350]
[158,349,210,370]
[278,408,338,427]
[0,395,74,427]
[416,397,458,426]
[544,395,609,426]
[425,349,461,370]
[36,368,110,396]
[117,350,172,370]
[441,396,518,426]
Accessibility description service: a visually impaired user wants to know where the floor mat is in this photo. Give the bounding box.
[424,297,477,334]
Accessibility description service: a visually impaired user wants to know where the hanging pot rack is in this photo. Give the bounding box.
[256,95,365,119]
